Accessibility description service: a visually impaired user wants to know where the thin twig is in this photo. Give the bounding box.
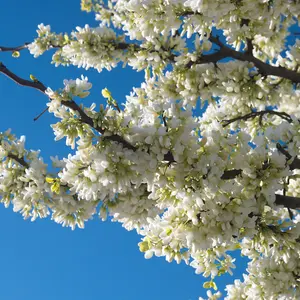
[0,43,30,52]
[276,143,292,160]
[162,111,168,131]
[222,110,293,127]
[34,107,49,121]
[114,103,121,113]
[288,207,294,220]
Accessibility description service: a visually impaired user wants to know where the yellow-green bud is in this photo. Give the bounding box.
[12,51,20,58]
[101,88,112,99]
[138,241,149,252]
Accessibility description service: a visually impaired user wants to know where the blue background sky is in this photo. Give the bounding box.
[0,1,247,299]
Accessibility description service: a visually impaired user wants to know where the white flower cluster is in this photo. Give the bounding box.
[45,76,94,149]
[60,25,130,71]
[3,0,300,298]
[225,226,300,299]
[28,23,67,58]
[0,130,98,229]
[0,130,49,220]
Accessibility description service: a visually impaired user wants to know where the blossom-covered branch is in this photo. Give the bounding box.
[5,27,299,85]
[187,35,300,83]
[2,61,300,210]
[0,62,137,151]
[0,133,98,229]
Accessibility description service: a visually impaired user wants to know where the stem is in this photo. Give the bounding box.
[34,107,49,121]
[0,43,30,52]
[222,110,293,127]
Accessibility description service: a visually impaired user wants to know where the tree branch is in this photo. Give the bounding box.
[275,194,300,209]
[222,152,300,181]
[3,31,300,85]
[189,35,300,84]
[11,149,300,208]
[0,62,46,93]
[276,143,300,170]
[0,43,29,52]
[0,62,174,160]
[186,51,228,68]
[7,53,294,180]
[245,38,254,56]
[221,169,242,179]
[7,153,29,168]
[222,110,293,127]
[0,62,137,152]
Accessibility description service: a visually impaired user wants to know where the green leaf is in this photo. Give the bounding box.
[211,281,218,291]
[51,182,60,194]
[203,281,218,290]
[45,177,55,183]
[166,228,172,236]
[217,268,226,276]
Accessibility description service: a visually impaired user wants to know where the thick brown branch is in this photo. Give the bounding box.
[221,169,242,179]
[189,36,300,83]
[245,38,254,56]
[7,153,29,168]
[186,51,227,68]
[275,194,300,209]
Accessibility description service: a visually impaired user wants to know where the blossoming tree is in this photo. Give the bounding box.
[1,0,300,298]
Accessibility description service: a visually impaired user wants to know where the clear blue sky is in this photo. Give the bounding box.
[0,2,248,299]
